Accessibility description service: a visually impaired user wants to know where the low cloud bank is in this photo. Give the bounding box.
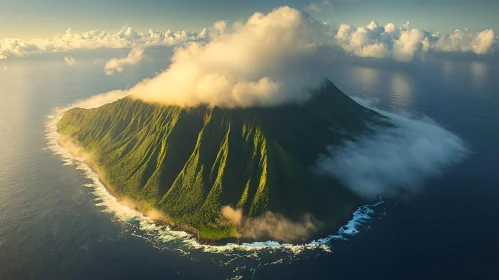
[316,99,468,199]
[222,206,320,242]
[1,7,494,65]
[104,47,144,75]
[0,26,204,60]
[335,21,496,61]
[70,89,130,109]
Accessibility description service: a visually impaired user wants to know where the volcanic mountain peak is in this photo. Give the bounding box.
[57,79,387,243]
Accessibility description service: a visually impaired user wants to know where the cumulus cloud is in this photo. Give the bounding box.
[306,1,332,13]
[0,8,496,63]
[335,21,497,61]
[89,7,496,108]
[64,55,76,66]
[129,6,334,108]
[432,29,496,55]
[104,47,144,75]
[315,98,468,199]
[209,20,228,38]
[0,26,205,60]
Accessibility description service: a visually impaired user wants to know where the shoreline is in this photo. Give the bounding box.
[57,137,252,245]
[56,136,368,247]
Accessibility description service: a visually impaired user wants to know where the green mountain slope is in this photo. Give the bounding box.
[57,80,386,242]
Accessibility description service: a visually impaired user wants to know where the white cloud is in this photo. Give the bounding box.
[335,21,497,61]
[104,47,144,75]
[0,7,496,63]
[209,20,228,38]
[432,29,496,55]
[0,26,205,60]
[198,28,208,39]
[129,6,334,108]
[306,3,322,13]
[306,1,332,13]
[64,55,76,66]
[315,98,468,199]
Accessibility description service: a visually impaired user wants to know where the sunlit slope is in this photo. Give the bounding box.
[57,80,384,240]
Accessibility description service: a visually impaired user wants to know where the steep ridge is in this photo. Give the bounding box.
[57,80,388,242]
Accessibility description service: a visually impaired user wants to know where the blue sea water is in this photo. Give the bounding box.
[0,50,498,279]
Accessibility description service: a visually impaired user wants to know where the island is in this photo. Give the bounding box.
[57,79,388,244]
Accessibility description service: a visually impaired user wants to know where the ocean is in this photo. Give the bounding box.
[1,49,498,279]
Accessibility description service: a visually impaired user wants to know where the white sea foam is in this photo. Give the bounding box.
[45,91,386,257]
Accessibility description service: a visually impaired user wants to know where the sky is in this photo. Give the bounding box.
[1,0,498,39]
[0,0,497,74]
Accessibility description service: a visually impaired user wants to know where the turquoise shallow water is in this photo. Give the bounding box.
[1,51,498,279]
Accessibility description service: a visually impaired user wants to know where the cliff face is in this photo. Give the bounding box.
[57,80,386,241]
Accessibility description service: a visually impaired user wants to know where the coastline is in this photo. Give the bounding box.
[49,86,392,247]
[57,136,252,245]
[55,130,371,247]
[45,91,380,249]
[57,134,370,246]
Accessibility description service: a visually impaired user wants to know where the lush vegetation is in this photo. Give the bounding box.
[57,80,386,241]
